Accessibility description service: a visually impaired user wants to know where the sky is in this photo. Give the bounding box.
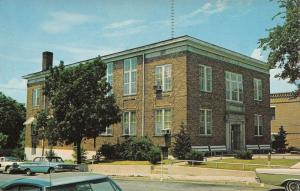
[0,0,298,104]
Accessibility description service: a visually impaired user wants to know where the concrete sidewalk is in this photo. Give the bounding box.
[290,162,300,169]
[88,164,257,184]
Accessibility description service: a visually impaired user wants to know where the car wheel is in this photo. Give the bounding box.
[285,180,300,191]
[25,169,32,176]
[48,168,55,174]
[5,166,11,174]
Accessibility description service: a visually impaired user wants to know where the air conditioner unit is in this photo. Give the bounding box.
[161,128,171,135]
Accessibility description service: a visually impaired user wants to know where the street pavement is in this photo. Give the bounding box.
[0,174,282,191]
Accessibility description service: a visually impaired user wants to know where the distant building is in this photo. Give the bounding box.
[23,36,271,160]
[270,92,300,148]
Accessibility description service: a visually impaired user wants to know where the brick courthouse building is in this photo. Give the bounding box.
[23,36,271,160]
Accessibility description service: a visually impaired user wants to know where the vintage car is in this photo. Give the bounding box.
[0,172,123,191]
[18,156,78,175]
[0,157,21,174]
[256,168,300,191]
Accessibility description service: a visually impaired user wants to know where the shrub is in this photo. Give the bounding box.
[235,150,253,160]
[99,144,115,160]
[148,146,161,164]
[172,123,191,160]
[185,150,204,161]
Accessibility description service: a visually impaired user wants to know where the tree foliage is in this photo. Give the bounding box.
[44,57,121,164]
[259,0,300,83]
[0,92,25,149]
[172,123,191,160]
[272,126,288,153]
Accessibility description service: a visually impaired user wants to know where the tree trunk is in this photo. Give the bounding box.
[76,139,81,164]
[42,138,45,156]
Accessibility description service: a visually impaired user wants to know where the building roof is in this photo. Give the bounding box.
[0,172,108,188]
[271,92,300,104]
[23,35,269,82]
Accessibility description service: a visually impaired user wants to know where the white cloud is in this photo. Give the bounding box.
[102,19,146,37]
[179,0,228,22]
[104,19,143,30]
[41,11,94,34]
[0,78,27,103]
[250,48,265,61]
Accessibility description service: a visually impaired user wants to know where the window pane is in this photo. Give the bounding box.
[131,58,137,70]
[155,67,162,86]
[200,110,205,134]
[90,181,116,191]
[206,67,212,92]
[200,65,205,91]
[164,65,172,91]
[130,112,136,135]
[124,60,130,71]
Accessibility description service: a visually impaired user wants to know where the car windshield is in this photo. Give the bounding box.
[46,157,64,163]
[47,179,121,191]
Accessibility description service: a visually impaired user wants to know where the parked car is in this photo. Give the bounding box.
[0,157,21,174]
[18,156,78,175]
[256,168,300,191]
[0,172,123,191]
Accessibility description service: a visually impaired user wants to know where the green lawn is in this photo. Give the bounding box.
[198,158,299,171]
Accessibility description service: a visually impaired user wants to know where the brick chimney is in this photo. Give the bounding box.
[42,51,53,71]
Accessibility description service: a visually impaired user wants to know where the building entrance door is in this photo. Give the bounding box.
[231,124,241,151]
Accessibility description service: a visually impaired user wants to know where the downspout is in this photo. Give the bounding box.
[142,53,145,137]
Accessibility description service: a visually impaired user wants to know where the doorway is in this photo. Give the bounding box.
[231,124,241,151]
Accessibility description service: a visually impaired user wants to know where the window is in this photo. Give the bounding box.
[123,111,136,135]
[200,109,212,135]
[106,63,113,91]
[253,78,262,101]
[32,88,41,106]
[155,109,172,135]
[123,58,137,95]
[199,65,212,92]
[101,125,112,136]
[155,64,172,91]
[254,114,263,136]
[225,71,243,102]
[271,107,276,120]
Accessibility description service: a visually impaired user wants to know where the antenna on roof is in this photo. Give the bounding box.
[170,0,175,38]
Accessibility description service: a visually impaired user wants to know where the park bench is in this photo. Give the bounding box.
[246,145,260,153]
[259,144,272,153]
[210,145,227,156]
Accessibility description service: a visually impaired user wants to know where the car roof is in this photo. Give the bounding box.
[0,173,108,189]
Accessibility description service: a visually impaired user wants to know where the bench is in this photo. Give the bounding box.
[191,146,210,154]
[210,145,227,156]
[246,145,260,153]
[259,144,272,153]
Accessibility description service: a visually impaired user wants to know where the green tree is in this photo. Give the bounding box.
[0,133,8,149]
[172,123,191,160]
[259,0,300,84]
[45,57,121,164]
[0,92,25,149]
[272,126,288,153]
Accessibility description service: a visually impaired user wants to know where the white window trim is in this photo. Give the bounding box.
[155,108,171,135]
[155,64,172,92]
[199,64,212,92]
[254,78,263,101]
[32,89,40,107]
[101,126,113,136]
[225,71,243,103]
[123,111,136,136]
[200,109,212,135]
[254,114,263,136]
[123,58,137,96]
